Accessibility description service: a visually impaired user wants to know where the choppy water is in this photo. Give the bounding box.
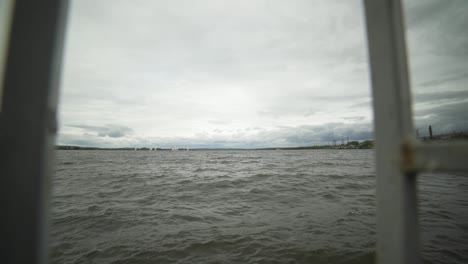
[51,150,468,264]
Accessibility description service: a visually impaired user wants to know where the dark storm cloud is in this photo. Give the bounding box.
[57,121,373,149]
[414,90,468,104]
[201,122,373,147]
[405,0,468,57]
[282,124,371,145]
[405,0,468,97]
[69,124,134,138]
[342,116,366,122]
[418,72,468,88]
[405,0,450,27]
[414,101,468,135]
[350,100,371,109]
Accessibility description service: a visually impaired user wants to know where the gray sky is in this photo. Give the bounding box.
[57,0,468,148]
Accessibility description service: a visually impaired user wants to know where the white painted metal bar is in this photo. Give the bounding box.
[412,142,468,172]
[0,1,68,264]
[363,0,421,264]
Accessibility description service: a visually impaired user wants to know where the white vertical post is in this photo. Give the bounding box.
[363,1,420,264]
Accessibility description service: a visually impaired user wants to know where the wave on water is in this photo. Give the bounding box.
[51,150,468,264]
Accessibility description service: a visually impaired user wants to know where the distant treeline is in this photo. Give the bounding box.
[56,146,163,151]
[258,140,374,150]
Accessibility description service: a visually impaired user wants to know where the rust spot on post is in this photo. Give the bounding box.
[401,140,416,174]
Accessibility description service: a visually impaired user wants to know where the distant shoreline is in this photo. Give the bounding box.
[55,131,468,151]
[55,147,373,151]
[55,140,375,151]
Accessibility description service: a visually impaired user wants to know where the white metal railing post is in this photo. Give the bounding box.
[363,0,420,264]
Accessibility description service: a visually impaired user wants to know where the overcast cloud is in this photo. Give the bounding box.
[57,0,468,148]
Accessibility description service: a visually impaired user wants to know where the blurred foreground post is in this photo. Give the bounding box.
[363,0,420,264]
[0,1,68,264]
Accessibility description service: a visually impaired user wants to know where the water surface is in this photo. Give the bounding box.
[50,150,468,263]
